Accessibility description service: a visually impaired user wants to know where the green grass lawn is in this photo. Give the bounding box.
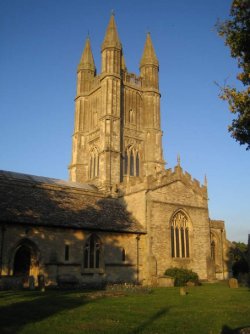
[0,283,249,334]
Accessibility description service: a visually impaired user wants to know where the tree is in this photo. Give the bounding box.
[217,0,250,150]
[230,241,248,277]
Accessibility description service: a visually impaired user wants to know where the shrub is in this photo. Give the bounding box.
[164,267,199,286]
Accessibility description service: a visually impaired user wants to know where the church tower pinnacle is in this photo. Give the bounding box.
[140,32,159,90]
[76,37,96,95]
[78,37,96,72]
[140,32,159,68]
[102,14,121,50]
[69,16,165,190]
[139,33,165,175]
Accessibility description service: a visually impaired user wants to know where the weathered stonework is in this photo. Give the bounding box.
[0,14,230,288]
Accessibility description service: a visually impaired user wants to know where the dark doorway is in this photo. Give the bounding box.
[13,245,31,276]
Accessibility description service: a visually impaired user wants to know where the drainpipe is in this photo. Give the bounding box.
[0,225,6,275]
[136,234,140,284]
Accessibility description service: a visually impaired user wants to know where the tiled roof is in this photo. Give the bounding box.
[0,170,145,234]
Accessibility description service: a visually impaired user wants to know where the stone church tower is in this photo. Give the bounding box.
[67,15,231,283]
[0,14,231,287]
[69,14,165,190]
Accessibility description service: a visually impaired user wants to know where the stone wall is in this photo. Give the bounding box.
[148,182,210,280]
[0,224,145,287]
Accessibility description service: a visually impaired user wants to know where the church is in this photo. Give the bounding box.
[0,15,230,288]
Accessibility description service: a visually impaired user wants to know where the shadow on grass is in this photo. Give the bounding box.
[221,324,250,334]
[131,307,170,334]
[0,291,88,333]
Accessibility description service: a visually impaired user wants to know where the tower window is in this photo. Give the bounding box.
[171,211,190,258]
[124,147,140,177]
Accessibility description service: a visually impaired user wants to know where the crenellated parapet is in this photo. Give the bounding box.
[118,164,208,199]
[122,72,142,88]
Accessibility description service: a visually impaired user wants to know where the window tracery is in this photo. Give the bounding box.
[83,234,101,269]
[124,146,140,177]
[171,211,190,258]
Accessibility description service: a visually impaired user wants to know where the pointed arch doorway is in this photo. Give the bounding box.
[12,239,39,278]
[13,245,31,276]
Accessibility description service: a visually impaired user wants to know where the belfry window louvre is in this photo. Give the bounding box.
[171,211,190,258]
[124,147,140,177]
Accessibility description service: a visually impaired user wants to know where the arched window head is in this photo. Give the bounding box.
[171,211,190,258]
[84,234,101,269]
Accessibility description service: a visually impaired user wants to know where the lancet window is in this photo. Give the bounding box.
[89,148,99,179]
[83,234,101,269]
[211,240,215,261]
[210,233,219,264]
[124,146,140,177]
[171,211,190,258]
[122,248,126,262]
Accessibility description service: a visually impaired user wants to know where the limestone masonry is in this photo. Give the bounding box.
[0,15,231,287]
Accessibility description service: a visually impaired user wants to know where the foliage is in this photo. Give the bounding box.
[216,0,250,150]
[230,241,249,277]
[164,267,199,286]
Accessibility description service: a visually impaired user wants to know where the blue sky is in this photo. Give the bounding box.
[0,0,249,243]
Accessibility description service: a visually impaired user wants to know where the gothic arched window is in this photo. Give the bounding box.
[171,211,190,258]
[84,234,101,269]
[124,147,140,177]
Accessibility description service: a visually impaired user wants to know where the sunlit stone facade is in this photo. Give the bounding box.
[0,15,231,288]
